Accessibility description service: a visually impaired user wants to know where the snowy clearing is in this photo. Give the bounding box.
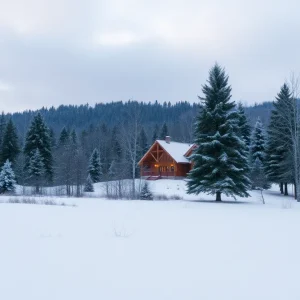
[0,180,299,300]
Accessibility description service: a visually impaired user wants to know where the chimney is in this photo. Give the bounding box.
[165,136,171,144]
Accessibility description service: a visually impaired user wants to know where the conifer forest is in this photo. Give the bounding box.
[0,64,299,201]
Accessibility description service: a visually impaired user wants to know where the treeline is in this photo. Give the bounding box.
[5,100,273,142]
[0,91,293,200]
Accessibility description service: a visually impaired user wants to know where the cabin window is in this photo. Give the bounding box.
[159,166,169,173]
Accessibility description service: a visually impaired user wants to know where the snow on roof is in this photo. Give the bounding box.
[156,140,194,163]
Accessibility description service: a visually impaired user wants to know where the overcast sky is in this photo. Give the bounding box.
[0,0,299,112]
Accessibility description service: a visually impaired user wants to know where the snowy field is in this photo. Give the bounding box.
[0,180,300,300]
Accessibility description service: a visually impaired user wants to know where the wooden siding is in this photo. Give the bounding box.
[139,141,192,177]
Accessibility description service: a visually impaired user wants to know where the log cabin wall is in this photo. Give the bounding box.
[176,163,191,177]
[139,141,193,178]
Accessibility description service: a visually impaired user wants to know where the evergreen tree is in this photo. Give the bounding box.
[250,118,266,163]
[159,122,169,139]
[140,182,153,200]
[1,119,20,165]
[28,148,45,193]
[58,127,70,147]
[88,148,102,182]
[249,115,270,190]
[0,160,16,193]
[84,174,94,192]
[237,103,251,148]
[24,113,53,181]
[265,84,294,191]
[187,64,251,201]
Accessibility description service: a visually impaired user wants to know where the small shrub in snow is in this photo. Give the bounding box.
[154,194,169,201]
[8,198,20,203]
[21,197,37,204]
[140,182,153,200]
[0,160,16,194]
[84,174,94,192]
[44,199,57,205]
[169,195,183,200]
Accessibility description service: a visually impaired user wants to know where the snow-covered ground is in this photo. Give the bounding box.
[0,180,299,300]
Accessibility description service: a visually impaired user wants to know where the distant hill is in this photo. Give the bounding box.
[5,100,274,143]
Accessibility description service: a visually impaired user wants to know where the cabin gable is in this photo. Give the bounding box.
[139,138,194,178]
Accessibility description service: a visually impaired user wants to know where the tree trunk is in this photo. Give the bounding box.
[284,183,288,196]
[280,182,283,194]
[216,191,221,201]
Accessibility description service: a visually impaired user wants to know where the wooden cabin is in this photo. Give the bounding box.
[138,136,196,179]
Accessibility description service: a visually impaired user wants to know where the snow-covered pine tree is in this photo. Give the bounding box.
[1,119,20,165]
[88,148,102,182]
[250,118,266,163]
[159,122,169,139]
[237,102,251,148]
[84,174,94,192]
[187,63,251,201]
[140,182,153,200]
[0,160,16,194]
[28,148,45,194]
[265,84,294,195]
[24,113,53,181]
[250,118,270,189]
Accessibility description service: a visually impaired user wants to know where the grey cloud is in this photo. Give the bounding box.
[0,0,300,112]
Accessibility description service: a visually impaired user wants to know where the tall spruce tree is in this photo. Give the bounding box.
[88,148,102,182]
[24,113,53,181]
[265,83,294,195]
[1,119,20,165]
[187,64,251,201]
[250,118,269,189]
[250,118,266,163]
[28,148,45,193]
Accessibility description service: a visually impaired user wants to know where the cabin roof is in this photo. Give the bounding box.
[155,140,194,163]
